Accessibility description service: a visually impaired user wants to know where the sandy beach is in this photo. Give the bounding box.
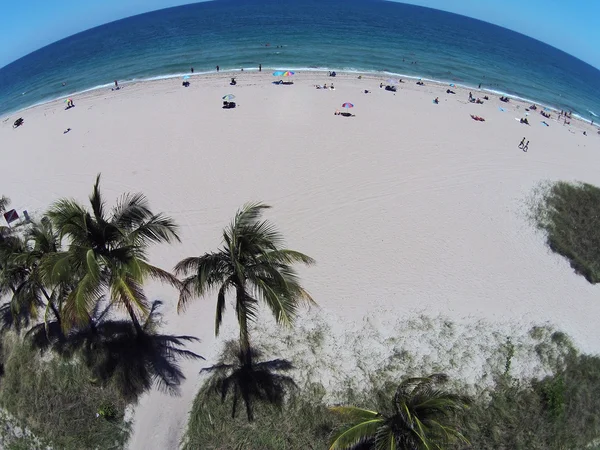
[1,71,599,449]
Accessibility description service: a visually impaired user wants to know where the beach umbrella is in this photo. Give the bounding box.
[183,75,190,80]
[386,78,398,85]
[272,71,284,76]
[64,98,71,103]
[222,94,236,101]
[281,71,294,77]
[342,102,354,113]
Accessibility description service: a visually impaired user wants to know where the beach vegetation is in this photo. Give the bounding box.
[329,373,469,450]
[532,180,600,283]
[0,335,130,450]
[184,321,600,450]
[0,176,201,448]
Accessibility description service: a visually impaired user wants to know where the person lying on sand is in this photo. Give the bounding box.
[63,128,71,134]
[520,117,530,125]
[446,89,455,94]
[470,115,485,122]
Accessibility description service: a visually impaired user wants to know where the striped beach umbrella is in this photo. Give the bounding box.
[342,102,354,112]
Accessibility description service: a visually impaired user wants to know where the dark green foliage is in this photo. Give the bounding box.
[458,351,600,450]
[539,376,565,418]
[329,374,470,450]
[534,181,600,283]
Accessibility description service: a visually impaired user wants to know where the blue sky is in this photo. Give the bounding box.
[1,0,598,69]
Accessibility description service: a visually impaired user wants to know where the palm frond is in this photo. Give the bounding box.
[329,415,384,450]
[89,173,106,223]
[112,192,152,228]
[138,261,181,289]
[128,214,180,245]
[174,253,232,310]
[47,199,88,242]
[215,282,229,335]
[110,275,149,317]
[62,273,104,327]
[259,249,316,266]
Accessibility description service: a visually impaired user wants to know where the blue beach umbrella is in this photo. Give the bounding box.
[222,94,236,101]
[273,71,284,76]
[183,75,190,80]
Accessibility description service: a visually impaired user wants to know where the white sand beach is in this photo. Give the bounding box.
[1,71,599,449]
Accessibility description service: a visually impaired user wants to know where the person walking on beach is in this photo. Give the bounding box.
[114,80,118,88]
[259,64,262,72]
[469,92,473,101]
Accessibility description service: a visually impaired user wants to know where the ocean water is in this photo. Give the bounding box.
[1,0,599,120]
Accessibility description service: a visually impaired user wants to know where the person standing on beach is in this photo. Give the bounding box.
[114,80,118,88]
[216,65,220,72]
[259,64,262,72]
[191,67,194,73]
[523,140,529,152]
[518,137,525,149]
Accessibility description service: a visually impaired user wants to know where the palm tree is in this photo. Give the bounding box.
[0,217,66,336]
[175,202,315,354]
[201,341,295,421]
[329,374,470,450]
[43,174,180,330]
[0,232,38,331]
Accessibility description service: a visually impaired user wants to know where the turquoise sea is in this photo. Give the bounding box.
[1,0,599,121]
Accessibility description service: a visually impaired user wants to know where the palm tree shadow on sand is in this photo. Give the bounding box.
[201,341,296,422]
[27,300,203,399]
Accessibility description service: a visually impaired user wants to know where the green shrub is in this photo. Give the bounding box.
[533,181,600,283]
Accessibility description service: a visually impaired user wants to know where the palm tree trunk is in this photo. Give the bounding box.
[41,287,61,325]
[125,303,144,334]
[235,286,251,358]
